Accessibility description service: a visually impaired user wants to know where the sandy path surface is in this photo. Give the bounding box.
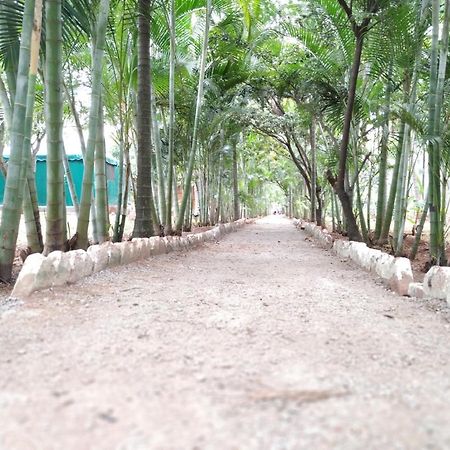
[1,216,450,450]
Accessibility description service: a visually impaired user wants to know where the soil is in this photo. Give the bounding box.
[1,216,450,449]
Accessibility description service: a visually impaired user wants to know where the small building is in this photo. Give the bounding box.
[0,154,119,206]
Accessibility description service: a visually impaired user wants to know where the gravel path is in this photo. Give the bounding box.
[1,216,450,450]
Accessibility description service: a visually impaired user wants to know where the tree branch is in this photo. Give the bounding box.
[337,0,353,22]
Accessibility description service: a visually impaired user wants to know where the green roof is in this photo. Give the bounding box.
[3,154,118,166]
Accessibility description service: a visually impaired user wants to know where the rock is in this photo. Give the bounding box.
[349,242,368,267]
[389,257,413,296]
[322,233,333,250]
[87,243,110,273]
[149,237,165,256]
[408,282,425,299]
[305,223,315,236]
[186,235,197,248]
[163,236,174,252]
[131,238,146,261]
[333,240,351,258]
[140,238,151,259]
[108,243,122,267]
[212,227,221,240]
[203,230,215,241]
[179,236,190,251]
[171,236,182,251]
[374,252,395,279]
[68,249,94,284]
[367,249,383,272]
[159,237,170,254]
[34,255,59,291]
[423,266,450,300]
[11,253,46,298]
[46,251,72,287]
[115,242,133,265]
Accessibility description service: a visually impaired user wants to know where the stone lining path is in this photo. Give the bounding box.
[1,216,450,449]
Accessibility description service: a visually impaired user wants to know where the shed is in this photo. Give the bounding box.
[0,154,119,206]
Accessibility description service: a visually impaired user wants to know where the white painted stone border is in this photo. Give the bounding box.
[294,219,414,297]
[11,219,248,299]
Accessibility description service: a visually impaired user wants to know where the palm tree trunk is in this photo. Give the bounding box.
[44,0,66,254]
[175,0,211,233]
[410,191,429,260]
[64,79,86,156]
[118,153,131,241]
[0,0,36,281]
[75,0,111,249]
[151,90,166,226]
[374,66,393,240]
[95,99,109,242]
[172,166,180,220]
[25,156,44,252]
[62,144,79,215]
[310,116,317,223]
[132,0,154,237]
[428,0,450,265]
[379,118,406,244]
[165,0,176,234]
[232,141,240,221]
[21,0,43,254]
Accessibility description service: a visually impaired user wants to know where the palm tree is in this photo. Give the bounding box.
[75,0,111,249]
[0,0,36,281]
[44,0,66,254]
[175,0,212,232]
[132,0,154,238]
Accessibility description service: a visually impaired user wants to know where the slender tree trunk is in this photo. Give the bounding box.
[216,152,223,223]
[393,119,413,255]
[62,144,79,215]
[118,150,131,242]
[151,91,166,226]
[64,80,86,157]
[95,100,109,242]
[374,66,393,240]
[0,0,36,281]
[428,0,449,265]
[172,167,180,219]
[355,174,368,242]
[310,116,317,223]
[132,0,154,237]
[113,134,125,242]
[75,0,111,249]
[44,0,67,254]
[410,192,429,260]
[175,0,211,233]
[165,0,176,234]
[379,119,406,244]
[329,32,365,242]
[232,141,240,221]
[331,188,336,231]
[21,0,44,254]
[25,157,44,252]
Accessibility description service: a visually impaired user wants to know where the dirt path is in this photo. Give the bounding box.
[1,216,450,450]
